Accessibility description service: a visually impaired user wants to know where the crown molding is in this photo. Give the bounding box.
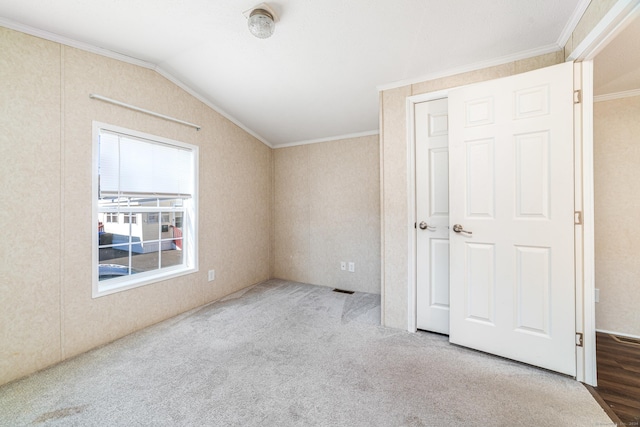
[274,130,379,149]
[0,17,273,148]
[556,0,592,48]
[567,0,640,61]
[0,16,155,69]
[377,44,562,92]
[594,88,640,102]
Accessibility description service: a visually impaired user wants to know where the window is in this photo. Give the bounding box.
[105,212,118,223]
[122,213,137,224]
[93,122,198,297]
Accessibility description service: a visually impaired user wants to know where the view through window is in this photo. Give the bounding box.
[94,123,197,296]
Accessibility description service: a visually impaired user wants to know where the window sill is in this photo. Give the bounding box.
[92,265,198,298]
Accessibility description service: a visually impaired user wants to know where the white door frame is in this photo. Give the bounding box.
[566,0,640,386]
[405,0,640,385]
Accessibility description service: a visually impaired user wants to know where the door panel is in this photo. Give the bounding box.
[515,246,551,336]
[416,98,450,334]
[448,62,576,376]
[515,132,550,218]
[465,139,495,218]
[464,242,495,324]
[430,238,450,309]
[430,148,449,217]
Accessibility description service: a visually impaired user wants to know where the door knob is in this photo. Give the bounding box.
[452,224,472,235]
[419,221,435,231]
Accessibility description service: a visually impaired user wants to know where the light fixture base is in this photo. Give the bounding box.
[242,3,278,22]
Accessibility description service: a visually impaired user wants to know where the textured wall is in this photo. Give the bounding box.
[0,27,63,386]
[0,27,272,385]
[273,136,381,294]
[564,0,618,58]
[594,95,640,337]
[379,52,564,329]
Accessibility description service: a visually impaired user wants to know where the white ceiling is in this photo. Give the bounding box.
[0,0,587,147]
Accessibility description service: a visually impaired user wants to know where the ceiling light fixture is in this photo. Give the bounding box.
[245,3,276,39]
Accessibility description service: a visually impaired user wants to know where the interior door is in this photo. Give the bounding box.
[415,98,450,334]
[448,62,576,376]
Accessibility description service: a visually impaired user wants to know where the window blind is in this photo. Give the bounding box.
[99,131,193,198]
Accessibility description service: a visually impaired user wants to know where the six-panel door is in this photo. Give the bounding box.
[448,62,576,376]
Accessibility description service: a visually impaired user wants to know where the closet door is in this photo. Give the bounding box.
[448,62,576,375]
[415,98,450,334]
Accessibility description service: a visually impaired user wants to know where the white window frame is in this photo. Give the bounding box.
[92,121,198,298]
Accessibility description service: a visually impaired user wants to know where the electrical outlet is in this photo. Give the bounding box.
[348,262,355,273]
[340,262,346,271]
[208,270,215,282]
[595,288,599,303]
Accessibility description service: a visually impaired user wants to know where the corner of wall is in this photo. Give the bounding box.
[269,146,275,280]
[378,90,386,326]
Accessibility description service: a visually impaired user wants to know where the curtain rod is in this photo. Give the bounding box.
[89,94,201,131]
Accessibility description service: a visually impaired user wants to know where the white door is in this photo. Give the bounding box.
[415,98,450,334]
[448,62,576,376]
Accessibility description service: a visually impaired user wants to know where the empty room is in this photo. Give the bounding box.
[1,1,638,425]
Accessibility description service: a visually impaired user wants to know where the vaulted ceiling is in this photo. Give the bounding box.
[0,1,589,146]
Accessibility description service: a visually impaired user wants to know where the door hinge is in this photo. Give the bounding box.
[574,90,582,104]
[574,211,582,225]
[576,332,584,347]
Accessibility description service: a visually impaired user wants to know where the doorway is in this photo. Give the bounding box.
[411,62,578,376]
[589,11,640,425]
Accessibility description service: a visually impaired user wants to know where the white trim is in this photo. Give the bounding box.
[571,0,640,387]
[406,97,417,333]
[274,130,379,149]
[594,88,640,102]
[377,44,561,92]
[557,0,593,48]
[573,62,585,384]
[567,0,640,61]
[597,329,640,340]
[581,62,597,386]
[405,90,449,333]
[0,17,274,148]
[92,121,199,299]
[92,122,100,298]
[574,61,597,386]
[0,17,156,70]
[379,92,386,326]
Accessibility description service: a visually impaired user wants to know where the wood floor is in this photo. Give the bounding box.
[592,332,640,425]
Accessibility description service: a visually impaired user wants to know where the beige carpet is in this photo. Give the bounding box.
[0,279,612,426]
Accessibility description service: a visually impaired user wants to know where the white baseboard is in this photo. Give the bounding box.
[596,329,640,340]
